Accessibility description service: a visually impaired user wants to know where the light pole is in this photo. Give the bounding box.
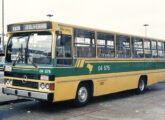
[46,14,53,20]
[1,0,4,52]
[143,24,149,37]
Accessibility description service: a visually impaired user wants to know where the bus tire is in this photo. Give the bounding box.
[74,83,90,107]
[136,78,146,94]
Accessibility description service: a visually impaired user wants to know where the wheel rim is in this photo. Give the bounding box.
[139,80,145,91]
[78,87,88,103]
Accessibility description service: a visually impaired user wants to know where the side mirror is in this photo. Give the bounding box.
[56,31,60,35]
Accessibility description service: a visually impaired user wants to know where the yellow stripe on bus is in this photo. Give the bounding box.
[75,60,81,68]
[79,60,85,68]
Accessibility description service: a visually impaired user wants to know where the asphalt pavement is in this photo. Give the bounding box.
[0,83,19,104]
[0,83,164,120]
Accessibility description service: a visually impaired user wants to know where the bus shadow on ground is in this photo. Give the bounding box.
[91,84,163,105]
[0,84,164,120]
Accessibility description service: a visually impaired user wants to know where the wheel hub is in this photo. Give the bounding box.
[139,80,145,91]
[78,87,88,103]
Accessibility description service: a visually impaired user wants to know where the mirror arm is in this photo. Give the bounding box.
[56,30,62,35]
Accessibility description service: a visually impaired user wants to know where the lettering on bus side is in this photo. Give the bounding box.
[98,65,111,72]
[39,69,51,74]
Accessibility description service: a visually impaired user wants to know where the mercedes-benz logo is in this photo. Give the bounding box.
[22,75,27,84]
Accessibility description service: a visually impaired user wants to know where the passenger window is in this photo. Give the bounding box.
[56,34,72,66]
[97,32,114,58]
[132,37,144,58]
[74,29,96,57]
[158,42,165,58]
[151,41,158,58]
[116,35,130,58]
[144,39,152,58]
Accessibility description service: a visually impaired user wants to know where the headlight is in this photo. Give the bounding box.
[45,83,49,89]
[38,83,54,91]
[40,83,45,89]
[39,83,50,91]
[5,79,13,86]
[9,80,13,85]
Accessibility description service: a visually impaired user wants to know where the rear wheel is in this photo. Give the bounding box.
[74,83,90,107]
[136,78,146,94]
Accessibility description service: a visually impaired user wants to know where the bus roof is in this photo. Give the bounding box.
[7,20,165,41]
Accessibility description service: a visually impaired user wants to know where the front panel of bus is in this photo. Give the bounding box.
[2,22,56,102]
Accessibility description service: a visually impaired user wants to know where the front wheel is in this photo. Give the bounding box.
[74,83,90,107]
[136,78,146,94]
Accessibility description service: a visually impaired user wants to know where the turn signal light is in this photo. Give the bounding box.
[49,83,55,91]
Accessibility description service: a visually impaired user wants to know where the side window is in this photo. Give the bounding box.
[55,34,72,66]
[158,42,165,58]
[152,41,158,58]
[116,35,130,58]
[97,32,114,58]
[132,37,144,58]
[144,39,152,58]
[74,29,95,57]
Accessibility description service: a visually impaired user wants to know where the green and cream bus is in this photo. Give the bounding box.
[2,21,165,106]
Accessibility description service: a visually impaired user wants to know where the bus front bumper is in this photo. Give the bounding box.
[2,87,53,102]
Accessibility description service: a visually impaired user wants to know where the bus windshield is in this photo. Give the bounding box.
[6,32,52,65]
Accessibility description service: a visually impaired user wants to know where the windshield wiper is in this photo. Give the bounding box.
[31,61,38,68]
[12,53,38,68]
[12,43,25,67]
[12,52,21,67]
[28,57,38,68]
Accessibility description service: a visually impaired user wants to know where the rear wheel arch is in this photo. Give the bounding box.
[140,75,148,85]
[74,80,94,107]
[78,80,94,97]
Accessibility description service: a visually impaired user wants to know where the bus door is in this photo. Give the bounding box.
[55,26,73,67]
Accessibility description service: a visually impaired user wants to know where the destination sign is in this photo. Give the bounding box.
[8,22,52,32]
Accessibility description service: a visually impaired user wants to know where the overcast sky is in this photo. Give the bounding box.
[0,0,165,40]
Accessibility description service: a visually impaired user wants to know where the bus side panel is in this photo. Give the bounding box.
[54,81,79,102]
[93,69,165,96]
[53,69,165,102]
[93,75,140,96]
[147,71,165,86]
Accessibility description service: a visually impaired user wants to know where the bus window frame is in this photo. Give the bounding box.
[97,32,115,58]
[116,34,131,58]
[74,28,96,58]
[132,37,144,58]
[157,40,165,58]
[151,40,158,58]
[55,31,73,67]
[144,39,152,58]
